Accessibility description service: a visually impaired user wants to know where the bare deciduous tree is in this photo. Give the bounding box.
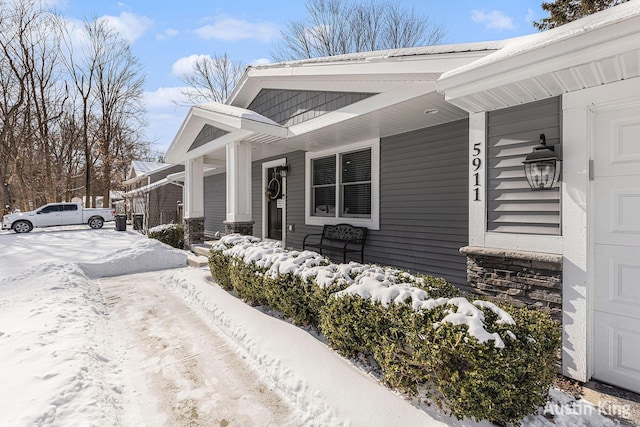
[60,16,147,208]
[0,1,150,212]
[93,20,146,205]
[178,53,244,104]
[272,0,447,61]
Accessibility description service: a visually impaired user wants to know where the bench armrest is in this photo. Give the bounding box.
[303,233,324,247]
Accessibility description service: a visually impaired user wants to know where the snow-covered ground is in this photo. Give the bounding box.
[0,226,622,426]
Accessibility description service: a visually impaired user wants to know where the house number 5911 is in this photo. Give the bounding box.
[472,142,481,201]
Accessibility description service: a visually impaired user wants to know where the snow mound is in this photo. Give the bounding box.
[78,238,188,278]
[0,263,118,425]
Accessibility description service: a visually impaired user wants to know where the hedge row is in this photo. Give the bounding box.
[208,234,561,424]
[148,223,184,249]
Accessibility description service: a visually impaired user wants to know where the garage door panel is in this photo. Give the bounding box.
[593,103,640,394]
[594,245,640,318]
[594,177,640,245]
[593,311,640,394]
[594,106,640,177]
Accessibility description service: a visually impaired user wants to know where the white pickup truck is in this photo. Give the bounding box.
[2,202,116,233]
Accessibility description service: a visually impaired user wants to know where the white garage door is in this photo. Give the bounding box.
[593,103,640,394]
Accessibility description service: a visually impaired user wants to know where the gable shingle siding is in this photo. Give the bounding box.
[248,89,375,127]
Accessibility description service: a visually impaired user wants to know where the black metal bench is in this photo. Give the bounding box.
[303,223,367,263]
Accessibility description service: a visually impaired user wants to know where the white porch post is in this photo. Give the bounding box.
[225,141,254,235]
[184,156,204,218]
[183,156,205,247]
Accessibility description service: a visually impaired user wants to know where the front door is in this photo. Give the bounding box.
[592,103,640,394]
[266,167,283,240]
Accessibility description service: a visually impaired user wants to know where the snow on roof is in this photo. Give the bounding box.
[440,1,640,80]
[131,160,169,176]
[251,40,508,70]
[194,102,283,127]
[124,177,177,197]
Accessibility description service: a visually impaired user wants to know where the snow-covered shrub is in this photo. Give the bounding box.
[208,235,561,424]
[208,234,260,291]
[148,223,184,249]
[320,277,561,425]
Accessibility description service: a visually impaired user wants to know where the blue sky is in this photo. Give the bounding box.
[53,0,547,154]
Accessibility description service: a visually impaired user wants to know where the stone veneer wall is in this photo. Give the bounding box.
[183,217,205,249]
[224,221,254,236]
[460,246,563,323]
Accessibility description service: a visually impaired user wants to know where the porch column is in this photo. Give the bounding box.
[183,156,205,248]
[224,140,254,235]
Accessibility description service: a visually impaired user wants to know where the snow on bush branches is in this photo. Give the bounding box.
[208,234,561,424]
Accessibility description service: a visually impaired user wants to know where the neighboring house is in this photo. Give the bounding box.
[165,3,640,395]
[123,161,184,230]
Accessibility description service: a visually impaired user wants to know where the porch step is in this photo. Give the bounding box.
[190,244,212,258]
[187,254,209,267]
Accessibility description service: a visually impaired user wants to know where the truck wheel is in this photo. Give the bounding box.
[88,217,104,229]
[12,220,33,233]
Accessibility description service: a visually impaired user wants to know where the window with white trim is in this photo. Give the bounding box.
[306,139,379,229]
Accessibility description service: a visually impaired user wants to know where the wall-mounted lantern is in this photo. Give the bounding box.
[275,165,289,177]
[522,134,561,190]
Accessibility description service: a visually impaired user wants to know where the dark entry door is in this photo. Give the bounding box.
[267,167,283,240]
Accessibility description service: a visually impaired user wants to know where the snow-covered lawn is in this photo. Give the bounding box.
[0,226,620,426]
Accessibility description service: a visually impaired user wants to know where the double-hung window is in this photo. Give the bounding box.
[306,139,379,229]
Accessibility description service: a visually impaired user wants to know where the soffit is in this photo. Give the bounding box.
[437,1,640,112]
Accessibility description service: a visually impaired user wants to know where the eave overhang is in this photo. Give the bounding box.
[165,103,289,164]
[437,1,640,113]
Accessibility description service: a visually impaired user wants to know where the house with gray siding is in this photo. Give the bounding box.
[166,42,504,287]
[123,161,184,230]
[165,2,640,396]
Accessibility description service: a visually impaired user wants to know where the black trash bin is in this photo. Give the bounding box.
[115,214,127,231]
[133,214,143,231]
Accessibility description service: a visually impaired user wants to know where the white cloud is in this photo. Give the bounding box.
[171,54,213,77]
[471,10,516,31]
[144,86,191,109]
[525,8,538,25]
[143,87,192,152]
[156,28,179,41]
[100,12,153,43]
[195,16,279,42]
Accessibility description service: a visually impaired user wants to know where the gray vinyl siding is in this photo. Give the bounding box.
[372,120,469,287]
[487,97,561,235]
[204,173,226,236]
[250,120,469,287]
[149,165,184,184]
[248,89,375,127]
[147,183,182,228]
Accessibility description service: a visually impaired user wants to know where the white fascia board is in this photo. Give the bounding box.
[166,104,287,163]
[229,51,497,108]
[184,129,253,161]
[287,81,436,135]
[437,7,640,102]
[240,117,290,138]
[165,108,200,164]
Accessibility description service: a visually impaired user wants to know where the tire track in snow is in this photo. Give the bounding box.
[100,271,301,426]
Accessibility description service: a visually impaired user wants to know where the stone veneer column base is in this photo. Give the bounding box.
[224,220,254,236]
[460,246,563,323]
[183,217,205,249]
